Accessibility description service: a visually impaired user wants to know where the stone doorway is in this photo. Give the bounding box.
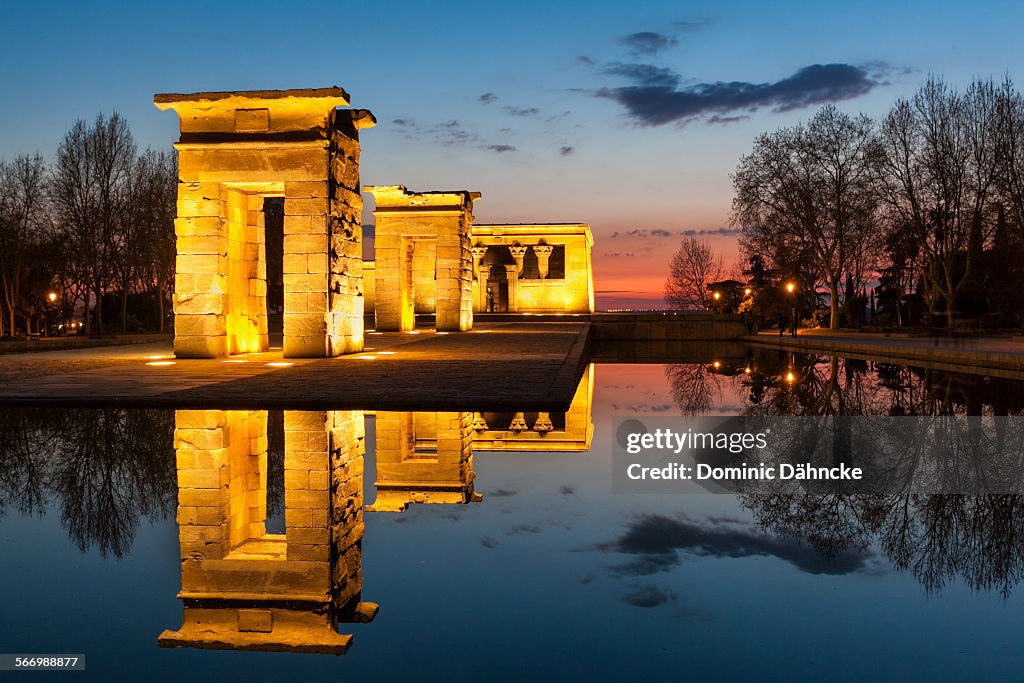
[155,88,375,358]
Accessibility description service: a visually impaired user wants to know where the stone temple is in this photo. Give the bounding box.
[157,86,595,358]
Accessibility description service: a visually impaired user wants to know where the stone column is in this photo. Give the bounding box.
[509,245,528,276]
[471,245,489,312]
[367,186,480,332]
[532,244,553,280]
[284,109,376,357]
[533,412,554,432]
[509,412,528,432]
[504,265,519,313]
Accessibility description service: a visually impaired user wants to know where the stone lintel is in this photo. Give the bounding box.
[366,185,482,211]
[472,223,593,246]
[155,88,354,136]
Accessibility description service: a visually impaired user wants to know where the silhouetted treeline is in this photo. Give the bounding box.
[734,76,1024,330]
[0,113,176,336]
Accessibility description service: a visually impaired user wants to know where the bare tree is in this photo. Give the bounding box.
[0,154,50,336]
[664,235,723,309]
[732,105,877,329]
[874,77,1001,327]
[52,113,136,335]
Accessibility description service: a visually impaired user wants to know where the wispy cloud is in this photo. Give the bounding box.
[610,228,673,239]
[679,227,742,236]
[505,106,541,117]
[596,63,890,126]
[485,144,517,153]
[672,18,714,33]
[559,145,575,156]
[620,31,678,56]
[479,92,498,104]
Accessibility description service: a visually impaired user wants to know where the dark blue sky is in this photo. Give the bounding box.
[2,0,1021,305]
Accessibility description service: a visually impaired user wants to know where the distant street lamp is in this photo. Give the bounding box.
[712,290,721,313]
[45,291,58,337]
[785,282,797,337]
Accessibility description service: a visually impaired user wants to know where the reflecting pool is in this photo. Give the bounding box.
[2,354,1024,681]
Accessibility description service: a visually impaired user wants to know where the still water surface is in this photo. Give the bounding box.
[1,352,1023,681]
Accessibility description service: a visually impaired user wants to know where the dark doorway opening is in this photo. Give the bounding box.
[263,197,284,335]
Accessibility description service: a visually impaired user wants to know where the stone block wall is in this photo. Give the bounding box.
[369,411,477,512]
[173,409,268,560]
[367,186,478,332]
[173,184,269,358]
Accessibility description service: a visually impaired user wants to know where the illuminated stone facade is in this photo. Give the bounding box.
[365,186,479,332]
[363,223,594,317]
[155,88,374,358]
[470,364,594,452]
[368,411,480,512]
[471,224,594,314]
[159,409,376,655]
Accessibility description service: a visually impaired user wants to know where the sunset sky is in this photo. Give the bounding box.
[2,0,1023,308]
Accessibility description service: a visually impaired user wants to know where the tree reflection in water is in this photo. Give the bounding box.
[741,493,1024,596]
[0,408,175,558]
[666,350,1024,596]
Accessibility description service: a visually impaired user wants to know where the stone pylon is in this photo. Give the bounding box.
[155,88,375,358]
[366,186,479,332]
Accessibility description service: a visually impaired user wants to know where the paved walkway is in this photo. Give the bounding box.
[746,330,1024,376]
[0,323,590,411]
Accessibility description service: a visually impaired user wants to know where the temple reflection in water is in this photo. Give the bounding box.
[159,409,376,654]
[159,365,595,653]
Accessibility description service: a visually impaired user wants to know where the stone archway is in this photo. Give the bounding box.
[155,88,375,358]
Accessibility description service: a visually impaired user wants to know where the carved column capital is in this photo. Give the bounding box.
[532,244,553,279]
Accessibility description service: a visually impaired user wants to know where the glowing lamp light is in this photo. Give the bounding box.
[713,291,721,301]
[744,367,752,374]
[744,288,752,296]
[712,360,721,369]
[785,372,795,383]
[786,283,795,294]
[48,292,57,303]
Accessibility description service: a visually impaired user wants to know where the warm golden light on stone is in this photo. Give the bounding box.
[159,409,377,655]
[366,185,479,333]
[155,88,375,359]
[368,411,480,512]
[468,365,594,452]
[363,224,595,317]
